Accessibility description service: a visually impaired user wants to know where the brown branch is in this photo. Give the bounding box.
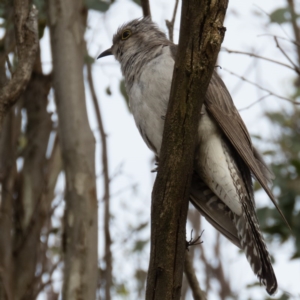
[222,67,300,105]
[274,37,300,74]
[86,61,112,300]
[141,0,151,18]
[287,0,300,68]
[0,1,38,128]
[257,34,300,47]
[222,47,300,75]
[184,251,207,300]
[48,0,98,298]
[145,1,228,299]
[165,0,179,42]
[238,94,272,111]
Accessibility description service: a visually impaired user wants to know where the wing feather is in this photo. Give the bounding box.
[205,72,289,228]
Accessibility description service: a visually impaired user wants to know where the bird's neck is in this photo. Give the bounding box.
[120,43,170,90]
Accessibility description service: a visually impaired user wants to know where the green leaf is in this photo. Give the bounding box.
[132,0,141,6]
[85,0,110,12]
[106,86,112,95]
[84,54,95,65]
[270,7,291,24]
[132,239,148,252]
[115,283,129,296]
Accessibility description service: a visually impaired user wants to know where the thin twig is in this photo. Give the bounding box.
[5,55,13,77]
[166,0,180,42]
[32,260,61,298]
[222,68,300,105]
[184,251,207,300]
[86,61,112,300]
[222,47,299,75]
[258,34,300,47]
[238,94,272,112]
[274,37,300,74]
[287,0,300,69]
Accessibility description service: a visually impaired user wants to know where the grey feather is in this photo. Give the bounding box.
[100,17,280,295]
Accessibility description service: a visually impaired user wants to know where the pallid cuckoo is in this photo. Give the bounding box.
[98,17,287,295]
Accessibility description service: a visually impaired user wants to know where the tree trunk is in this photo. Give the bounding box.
[12,61,52,300]
[146,1,228,299]
[48,1,98,299]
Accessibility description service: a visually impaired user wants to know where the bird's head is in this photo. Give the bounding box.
[97,17,169,63]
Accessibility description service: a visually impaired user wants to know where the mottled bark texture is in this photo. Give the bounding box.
[0,0,38,128]
[48,1,98,299]
[145,1,228,299]
[13,64,53,299]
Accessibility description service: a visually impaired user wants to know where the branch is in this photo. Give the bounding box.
[145,1,228,299]
[184,251,207,300]
[222,68,300,105]
[257,34,300,47]
[165,0,179,42]
[86,61,112,300]
[287,0,300,68]
[274,36,300,74]
[0,1,38,128]
[222,47,300,75]
[238,94,272,112]
[141,0,151,18]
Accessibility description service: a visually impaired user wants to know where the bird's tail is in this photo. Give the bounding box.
[233,202,277,295]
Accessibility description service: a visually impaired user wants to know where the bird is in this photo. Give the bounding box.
[98,17,286,295]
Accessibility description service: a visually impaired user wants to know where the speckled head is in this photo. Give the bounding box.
[98,17,173,89]
[97,17,170,63]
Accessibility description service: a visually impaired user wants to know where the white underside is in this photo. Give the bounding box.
[128,46,242,216]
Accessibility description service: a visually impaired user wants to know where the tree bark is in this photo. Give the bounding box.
[48,1,98,299]
[145,1,228,299]
[86,61,112,300]
[184,251,207,300]
[12,60,52,300]
[141,0,151,18]
[0,1,38,129]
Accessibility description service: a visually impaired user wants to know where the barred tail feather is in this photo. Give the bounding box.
[233,203,277,295]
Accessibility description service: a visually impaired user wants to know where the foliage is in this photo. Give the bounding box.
[257,109,300,258]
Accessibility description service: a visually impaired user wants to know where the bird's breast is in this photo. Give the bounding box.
[127,46,243,216]
[128,46,174,154]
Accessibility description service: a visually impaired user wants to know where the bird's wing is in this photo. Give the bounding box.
[205,72,288,227]
[189,173,241,248]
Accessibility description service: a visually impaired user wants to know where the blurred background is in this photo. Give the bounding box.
[0,0,299,299]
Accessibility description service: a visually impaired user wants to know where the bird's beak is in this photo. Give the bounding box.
[97,47,113,59]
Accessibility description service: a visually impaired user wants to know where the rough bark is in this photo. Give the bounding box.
[12,58,52,300]
[145,1,228,299]
[48,1,98,299]
[0,111,15,300]
[0,1,38,128]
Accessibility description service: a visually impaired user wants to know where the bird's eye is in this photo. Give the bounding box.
[121,29,131,40]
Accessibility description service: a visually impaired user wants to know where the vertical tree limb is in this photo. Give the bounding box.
[145,1,228,299]
[166,0,179,42]
[141,0,151,18]
[184,251,207,300]
[0,1,38,128]
[12,58,52,300]
[287,0,300,68]
[48,0,98,299]
[86,62,112,300]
